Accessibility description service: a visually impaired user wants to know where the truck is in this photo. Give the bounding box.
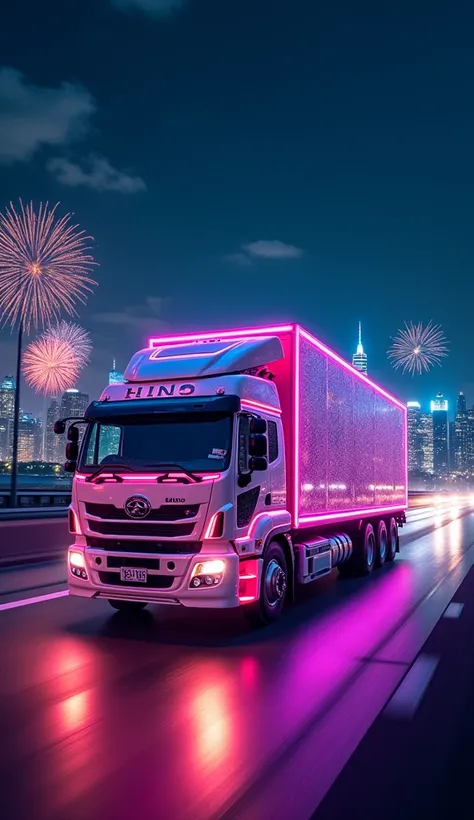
[56,323,407,627]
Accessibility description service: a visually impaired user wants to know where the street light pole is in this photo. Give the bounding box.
[10,323,23,508]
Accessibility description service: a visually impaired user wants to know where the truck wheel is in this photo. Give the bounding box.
[375,520,388,567]
[243,541,288,628]
[339,523,376,577]
[108,600,148,612]
[386,518,398,562]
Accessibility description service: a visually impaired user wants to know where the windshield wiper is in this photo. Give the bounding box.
[144,463,202,482]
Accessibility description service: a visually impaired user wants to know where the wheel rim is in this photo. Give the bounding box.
[366,534,375,567]
[264,559,287,608]
[379,530,387,561]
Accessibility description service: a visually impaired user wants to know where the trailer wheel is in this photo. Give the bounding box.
[244,541,288,628]
[339,522,376,577]
[108,600,148,612]
[375,520,388,567]
[386,518,398,562]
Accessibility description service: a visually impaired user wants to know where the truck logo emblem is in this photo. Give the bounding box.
[124,495,152,519]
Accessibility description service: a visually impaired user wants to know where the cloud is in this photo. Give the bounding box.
[243,240,304,260]
[224,239,304,266]
[47,154,146,193]
[222,252,252,268]
[0,67,95,164]
[111,0,186,16]
[94,296,170,330]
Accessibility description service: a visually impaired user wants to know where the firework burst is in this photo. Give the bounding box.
[43,320,92,367]
[23,336,81,395]
[0,200,98,332]
[388,321,448,376]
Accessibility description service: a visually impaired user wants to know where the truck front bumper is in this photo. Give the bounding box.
[67,545,241,608]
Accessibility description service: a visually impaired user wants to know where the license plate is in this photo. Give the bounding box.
[120,567,148,583]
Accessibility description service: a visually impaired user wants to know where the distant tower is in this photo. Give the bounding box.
[352,322,368,374]
[109,359,124,385]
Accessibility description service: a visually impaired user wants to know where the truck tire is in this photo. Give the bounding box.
[386,517,398,562]
[338,522,376,577]
[243,541,288,628]
[108,600,148,612]
[375,519,388,567]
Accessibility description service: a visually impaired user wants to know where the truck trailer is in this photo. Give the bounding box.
[57,323,407,626]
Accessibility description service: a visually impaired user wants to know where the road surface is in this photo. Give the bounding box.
[0,517,67,565]
[1,499,474,819]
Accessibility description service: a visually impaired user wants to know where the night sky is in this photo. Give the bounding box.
[0,0,472,417]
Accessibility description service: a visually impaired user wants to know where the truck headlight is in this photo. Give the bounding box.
[69,550,88,580]
[190,559,225,588]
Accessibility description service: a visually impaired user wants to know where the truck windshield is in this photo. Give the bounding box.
[79,412,232,473]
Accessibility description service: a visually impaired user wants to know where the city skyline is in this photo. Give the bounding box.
[1,1,474,415]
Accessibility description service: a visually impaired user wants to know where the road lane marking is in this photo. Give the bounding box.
[443,602,464,618]
[384,654,439,719]
[0,590,69,611]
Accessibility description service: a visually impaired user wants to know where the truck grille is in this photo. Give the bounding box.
[98,571,174,589]
[85,503,199,521]
[88,521,195,538]
[107,556,160,569]
[86,537,202,554]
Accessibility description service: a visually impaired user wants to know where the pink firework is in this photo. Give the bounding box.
[22,336,81,395]
[43,320,92,367]
[0,200,98,332]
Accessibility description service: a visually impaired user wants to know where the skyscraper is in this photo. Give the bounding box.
[109,359,124,385]
[407,402,424,473]
[454,392,469,474]
[44,399,62,463]
[431,393,449,475]
[419,412,434,473]
[352,322,368,374]
[46,390,90,464]
[18,414,42,462]
[0,376,15,462]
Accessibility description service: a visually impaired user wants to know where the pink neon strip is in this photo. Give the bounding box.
[149,324,294,347]
[241,399,282,415]
[204,512,223,539]
[294,326,301,528]
[75,472,221,482]
[298,504,405,525]
[235,510,283,541]
[298,327,405,410]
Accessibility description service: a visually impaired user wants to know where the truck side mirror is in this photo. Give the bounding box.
[66,442,79,461]
[249,433,267,458]
[67,425,80,442]
[249,456,268,471]
[64,460,76,473]
[54,420,66,435]
[250,418,267,434]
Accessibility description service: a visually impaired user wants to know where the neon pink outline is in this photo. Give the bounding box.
[204,512,223,539]
[75,472,221,482]
[149,324,294,347]
[298,327,405,410]
[299,504,404,525]
[294,326,301,528]
[235,510,284,541]
[241,398,281,415]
